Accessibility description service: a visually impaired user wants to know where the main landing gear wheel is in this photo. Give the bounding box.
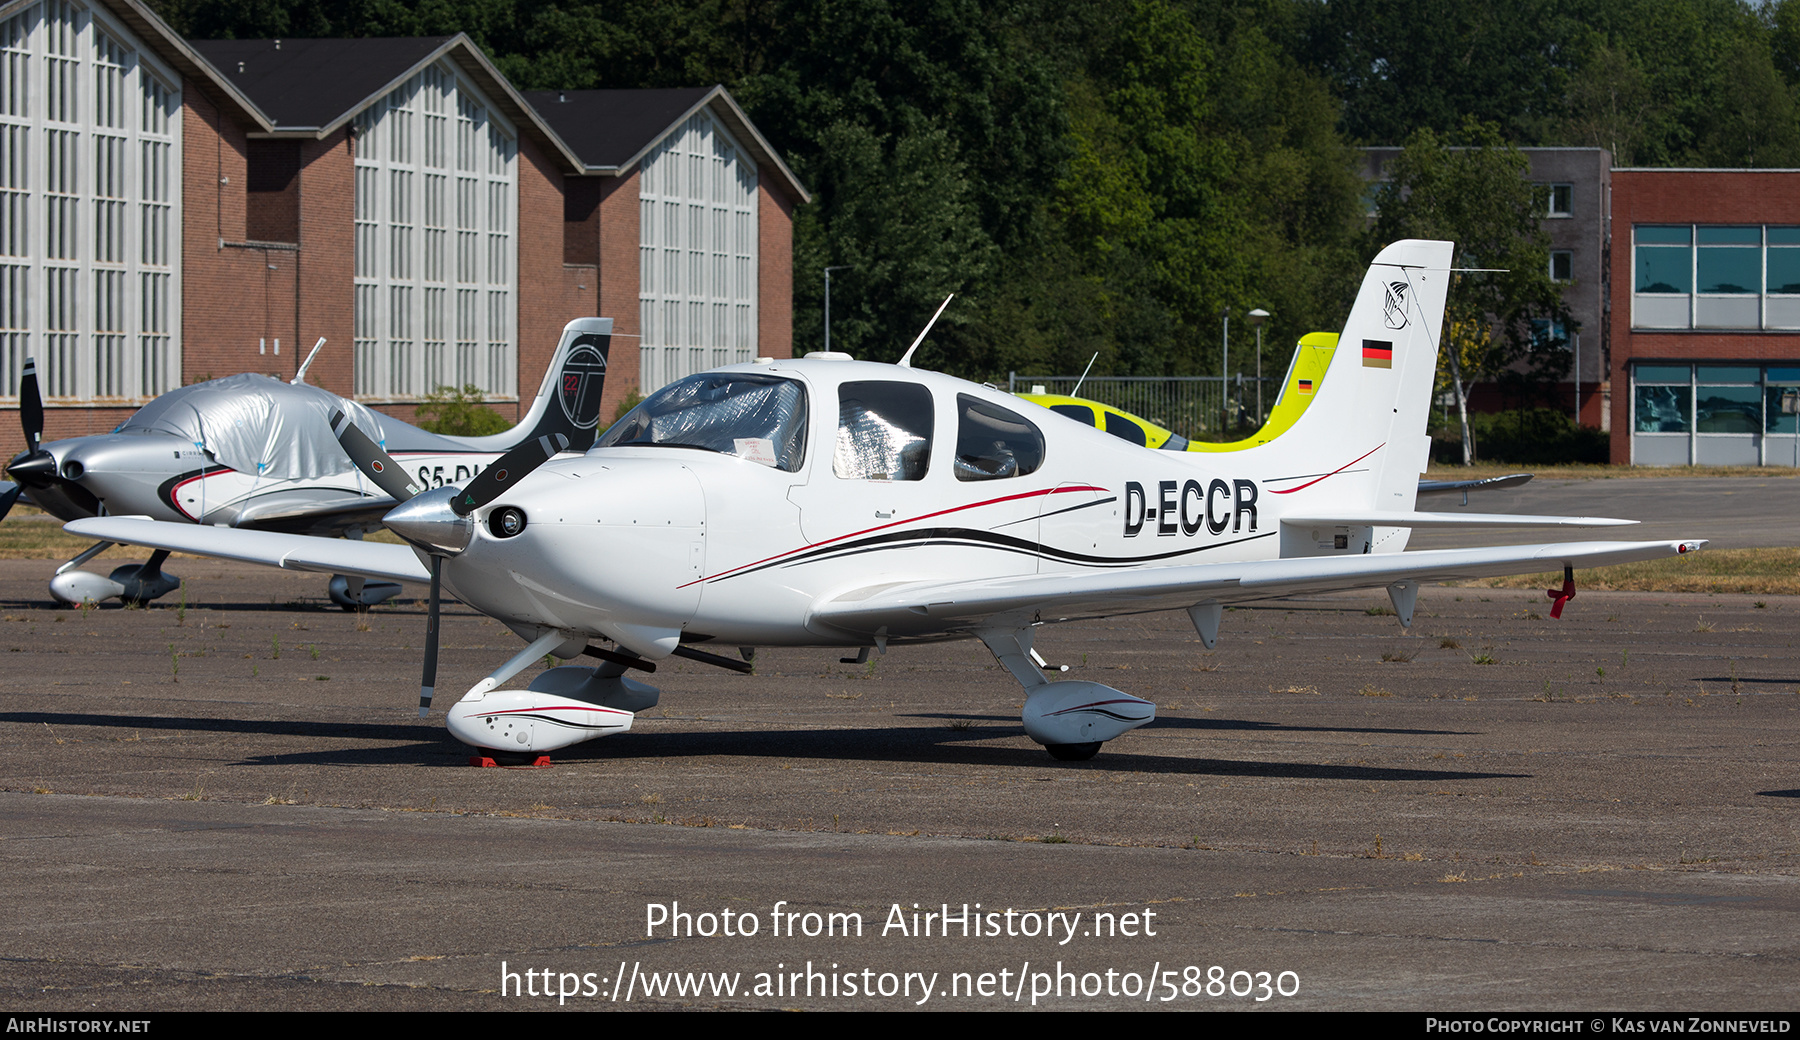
[1047,742,1102,762]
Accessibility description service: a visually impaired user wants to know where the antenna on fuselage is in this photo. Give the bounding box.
[1071,352,1099,397]
[291,338,327,385]
[896,294,955,369]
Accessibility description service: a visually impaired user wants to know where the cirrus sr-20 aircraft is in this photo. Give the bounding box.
[67,241,1703,762]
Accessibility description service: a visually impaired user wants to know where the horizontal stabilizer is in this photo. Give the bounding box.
[1282,511,1636,529]
[1416,473,1533,496]
[65,517,431,585]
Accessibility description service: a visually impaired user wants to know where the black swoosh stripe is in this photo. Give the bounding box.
[706,526,1276,583]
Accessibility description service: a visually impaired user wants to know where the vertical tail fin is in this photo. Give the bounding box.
[1244,240,1452,511]
[449,318,612,452]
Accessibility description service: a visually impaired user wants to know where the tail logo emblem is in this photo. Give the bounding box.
[1383,281,1411,330]
[558,339,609,429]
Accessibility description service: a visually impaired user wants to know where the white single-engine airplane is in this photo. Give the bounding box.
[8,320,613,608]
[68,241,1702,761]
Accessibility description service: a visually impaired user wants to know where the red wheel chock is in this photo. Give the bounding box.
[468,755,553,768]
[1545,564,1576,620]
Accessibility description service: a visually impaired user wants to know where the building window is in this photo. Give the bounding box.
[1546,183,1572,217]
[1632,224,1800,330]
[1632,364,1691,433]
[1635,362,1800,436]
[638,107,758,394]
[353,61,514,401]
[1549,250,1572,282]
[0,0,180,403]
[1530,318,1568,350]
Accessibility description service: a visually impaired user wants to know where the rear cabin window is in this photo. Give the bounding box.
[1103,410,1148,446]
[834,381,934,480]
[1049,403,1095,426]
[955,395,1044,481]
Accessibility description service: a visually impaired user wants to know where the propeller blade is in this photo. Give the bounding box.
[330,410,421,503]
[419,555,442,717]
[20,357,42,452]
[0,482,19,523]
[450,433,568,516]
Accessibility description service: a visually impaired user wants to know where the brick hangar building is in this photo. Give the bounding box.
[1363,149,1800,466]
[0,0,807,441]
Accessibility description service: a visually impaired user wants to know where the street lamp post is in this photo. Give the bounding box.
[1220,308,1230,433]
[823,266,851,352]
[1247,308,1270,424]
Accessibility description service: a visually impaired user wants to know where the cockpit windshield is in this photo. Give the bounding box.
[596,372,808,472]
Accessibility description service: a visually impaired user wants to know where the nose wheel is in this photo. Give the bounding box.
[975,627,1156,761]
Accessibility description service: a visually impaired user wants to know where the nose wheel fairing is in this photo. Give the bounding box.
[445,664,655,753]
[976,626,1156,760]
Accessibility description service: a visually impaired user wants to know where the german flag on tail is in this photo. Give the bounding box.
[1362,339,1393,369]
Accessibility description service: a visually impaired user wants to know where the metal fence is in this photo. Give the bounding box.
[1007,374,1274,441]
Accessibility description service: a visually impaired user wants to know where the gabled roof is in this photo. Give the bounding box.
[524,86,809,203]
[191,37,455,131]
[188,35,586,172]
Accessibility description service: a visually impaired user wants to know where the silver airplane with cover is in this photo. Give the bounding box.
[7,319,612,607]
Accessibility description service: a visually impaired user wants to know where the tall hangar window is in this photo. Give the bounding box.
[638,107,758,394]
[0,0,180,403]
[1632,224,1800,331]
[353,62,516,402]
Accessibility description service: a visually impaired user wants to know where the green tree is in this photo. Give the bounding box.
[1368,122,1571,464]
[1299,0,1579,145]
[415,385,511,436]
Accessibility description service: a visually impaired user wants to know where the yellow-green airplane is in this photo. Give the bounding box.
[1019,332,1340,451]
[1019,332,1527,501]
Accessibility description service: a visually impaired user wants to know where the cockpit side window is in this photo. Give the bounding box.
[596,373,808,471]
[1102,409,1148,446]
[834,381,934,480]
[954,394,1044,481]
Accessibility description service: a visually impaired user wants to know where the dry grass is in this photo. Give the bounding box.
[1458,546,1800,596]
[1424,463,1794,480]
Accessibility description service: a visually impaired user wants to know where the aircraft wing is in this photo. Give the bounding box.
[231,492,399,537]
[64,517,431,585]
[809,539,1704,639]
[1280,510,1632,528]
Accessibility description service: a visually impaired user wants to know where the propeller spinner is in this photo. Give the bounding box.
[329,411,567,715]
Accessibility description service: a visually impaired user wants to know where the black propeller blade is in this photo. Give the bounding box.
[419,555,442,717]
[329,410,422,503]
[0,482,19,524]
[451,433,568,516]
[20,357,41,454]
